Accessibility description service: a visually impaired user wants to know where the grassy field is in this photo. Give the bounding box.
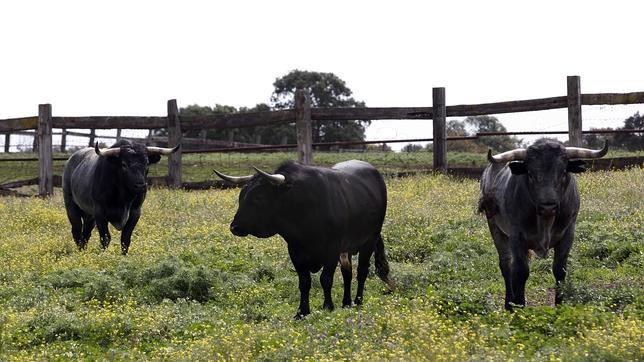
[0,168,641,360]
[0,148,641,184]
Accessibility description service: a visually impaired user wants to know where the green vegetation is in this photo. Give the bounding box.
[0,168,641,360]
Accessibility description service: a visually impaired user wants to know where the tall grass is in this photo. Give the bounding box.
[0,168,641,360]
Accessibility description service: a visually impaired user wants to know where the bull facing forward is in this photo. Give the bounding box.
[63,140,179,254]
[215,160,393,319]
[478,139,607,310]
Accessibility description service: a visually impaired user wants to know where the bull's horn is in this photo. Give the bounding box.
[95,143,121,157]
[253,166,286,185]
[487,148,527,163]
[147,144,181,155]
[213,169,254,185]
[566,141,608,159]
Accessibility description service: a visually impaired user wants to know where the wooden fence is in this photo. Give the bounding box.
[1,75,644,196]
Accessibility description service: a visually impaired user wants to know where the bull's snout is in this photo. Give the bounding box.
[230,223,248,237]
[537,202,558,216]
[133,182,147,193]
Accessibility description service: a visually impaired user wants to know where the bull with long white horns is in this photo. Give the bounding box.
[62,139,180,254]
[478,139,608,310]
[215,160,393,319]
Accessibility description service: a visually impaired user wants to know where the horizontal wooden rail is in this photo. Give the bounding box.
[0,117,39,132]
[52,116,167,129]
[181,110,294,130]
[311,107,434,120]
[582,92,644,105]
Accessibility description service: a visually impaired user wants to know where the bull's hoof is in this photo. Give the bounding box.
[294,310,309,320]
[354,296,363,306]
[100,237,110,249]
[75,240,87,250]
[342,299,352,308]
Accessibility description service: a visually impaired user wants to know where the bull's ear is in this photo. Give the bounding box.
[508,161,527,175]
[148,154,161,165]
[567,159,586,173]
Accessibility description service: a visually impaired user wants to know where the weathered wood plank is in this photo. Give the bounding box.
[581,92,644,105]
[311,107,434,120]
[433,88,447,171]
[38,104,53,196]
[0,116,38,132]
[180,110,295,130]
[167,99,182,188]
[88,128,96,147]
[52,116,168,129]
[446,96,568,117]
[295,90,313,165]
[60,129,67,152]
[567,75,582,147]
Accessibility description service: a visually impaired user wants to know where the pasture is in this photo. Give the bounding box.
[0,168,641,360]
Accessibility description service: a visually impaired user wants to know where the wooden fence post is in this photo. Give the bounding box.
[567,75,582,147]
[295,89,312,165]
[167,99,182,188]
[32,131,39,153]
[88,129,96,147]
[60,129,67,152]
[116,128,122,142]
[38,104,53,196]
[432,87,447,171]
[4,133,9,153]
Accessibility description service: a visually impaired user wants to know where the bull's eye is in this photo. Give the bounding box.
[121,162,129,170]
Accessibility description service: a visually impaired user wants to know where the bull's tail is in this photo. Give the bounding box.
[374,234,394,291]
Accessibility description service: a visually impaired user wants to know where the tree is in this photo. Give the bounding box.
[583,112,643,151]
[583,127,613,149]
[443,119,487,153]
[434,116,520,153]
[464,116,521,152]
[613,112,643,151]
[271,70,369,147]
[402,143,423,152]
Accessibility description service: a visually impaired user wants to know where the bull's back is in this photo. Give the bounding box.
[329,160,387,240]
[63,148,98,214]
[332,160,386,206]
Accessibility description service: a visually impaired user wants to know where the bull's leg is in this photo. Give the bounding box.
[288,244,312,319]
[65,202,85,250]
[81,216,95,247]
[295,267,311,319]
[355,242,375,306]
[488,221,513,310]
[95,217,111,250]
[320,259,337,311]
[510,235,530,307]
[120,209,141,255]
[340,253,352,307]
[553,225,574,305]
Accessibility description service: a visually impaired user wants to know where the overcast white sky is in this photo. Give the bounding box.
[1,0,642,150]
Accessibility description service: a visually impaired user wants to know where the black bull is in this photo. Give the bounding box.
[215,160,394,318]
[62,140,179,255]
[478,139,608,310]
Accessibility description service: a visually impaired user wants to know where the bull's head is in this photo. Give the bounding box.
[95,141,180,194]
[488,140,608,216]
[214,167,286,238]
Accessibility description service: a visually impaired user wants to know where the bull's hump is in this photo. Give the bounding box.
[332,159,374,170]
